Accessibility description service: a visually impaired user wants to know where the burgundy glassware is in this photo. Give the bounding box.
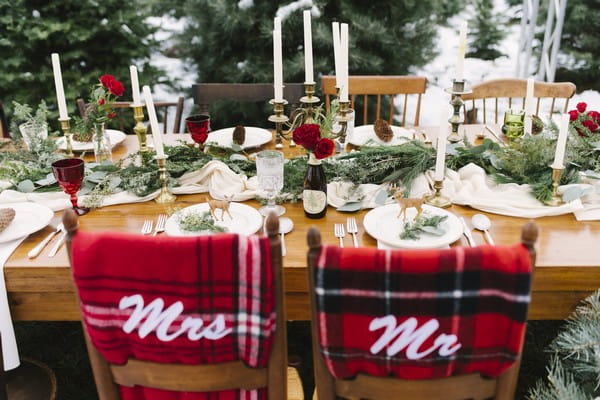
[52,158,89,215]
[186,114,211,145]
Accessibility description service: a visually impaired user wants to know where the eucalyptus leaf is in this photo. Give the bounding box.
[230,143,243,153]
[562,186,593,202]
[230,153,247,162]
[107,176,122,190]
[78,182,95,196]
[35,173,56,186]
[336,201,362,212]
[420,225,446,236]
[86,171,107,183]
[17,179,35,193]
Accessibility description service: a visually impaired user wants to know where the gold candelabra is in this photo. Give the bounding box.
[545,166,564,206]
[425,180,451,208]
[131,105,149,152]
[446,79,472,143]
[59,117,74,158]
[154,155,176,204]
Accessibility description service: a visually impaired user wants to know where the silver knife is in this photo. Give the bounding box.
[28,223,63,259]
[460,217,476,247]
[47,230,67,258]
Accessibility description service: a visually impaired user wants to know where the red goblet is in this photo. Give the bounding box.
[186,114,211,146]
[51,158,89,216]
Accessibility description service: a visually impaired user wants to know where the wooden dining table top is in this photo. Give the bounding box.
[4,125,600,321]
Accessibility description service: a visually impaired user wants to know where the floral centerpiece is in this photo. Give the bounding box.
[292,123,335,159]
[568,102,599,137]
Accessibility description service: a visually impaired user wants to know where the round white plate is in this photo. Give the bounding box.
[57,129,127,151]
[165,202,263,237]
[363,204,463,249]
[207,127,272,149]
[0,202,54,243]
[349,124,413,146]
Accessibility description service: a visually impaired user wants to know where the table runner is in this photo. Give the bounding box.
[0,237,24,371]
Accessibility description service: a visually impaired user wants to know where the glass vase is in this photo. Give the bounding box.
[93,122,112,163]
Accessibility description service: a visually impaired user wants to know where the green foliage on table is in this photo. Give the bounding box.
[400,214,448,240]
[9,101,52,141]
[466,0,506,61]
[0,0,165,131]
[176,210,227,233]
[527,289,600,399]
[0,139,61,190]
[174,0,465,128]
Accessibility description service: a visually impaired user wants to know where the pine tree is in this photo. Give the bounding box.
[466,0,506,61]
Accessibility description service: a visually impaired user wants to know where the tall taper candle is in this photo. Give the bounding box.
[340,23,349,102]
[274,16,281,32]
[130,66,141,105]
[273,29,283,101]
[524,77,535,135]
[51,53,68,120]
[303,10,314,83]
[552,113,570,169]
[143,85,164,158]
[332,22,341,88]
[455,21,468,82]
[434,113,448,181]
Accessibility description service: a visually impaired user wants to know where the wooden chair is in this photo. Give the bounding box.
[461,78,576,124]
[76,97,184,134]
[307,221,538,400]
[63,210,303,400]
[0,101,9,138]
[321,75,427,127]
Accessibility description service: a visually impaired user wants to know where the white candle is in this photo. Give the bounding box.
[274,16,281,32]
[524,77,535,135]
[455,21,468,82]
[340,23,349,102]
[51,53,69,120]
[552,113,570,169]
[303,10,314,83]
[434,113,448,181]
[332,22,341,88]
[143,85,164,157]
[273,29,283,101]
[130,65,141,105]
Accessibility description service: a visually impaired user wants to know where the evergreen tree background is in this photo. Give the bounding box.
[467,0,506,61]
[0,0,165,130]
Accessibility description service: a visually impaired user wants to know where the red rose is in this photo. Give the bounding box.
[583,119,594,129]
[314,138,335,159]
[591,124,599,133]
[588,111,600,122]
[97,98,105,106]
[108,112,117,119]
[568,110,579,121]
[100,74,116,88]
[577,102,587,113]
[107,79,125,97]
[293,124,320,151]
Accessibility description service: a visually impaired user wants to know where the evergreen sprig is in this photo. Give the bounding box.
[400,214,448,240]
[177,210,227,233]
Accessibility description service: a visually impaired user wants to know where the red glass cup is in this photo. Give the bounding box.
[51,158,89,216]
[186,114,211,145]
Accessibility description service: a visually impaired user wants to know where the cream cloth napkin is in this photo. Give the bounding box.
[0,237,24,371]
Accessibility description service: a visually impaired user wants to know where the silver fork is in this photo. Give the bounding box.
[141,219,153,235]
[334,223,345,248]
[153,214,167,236]
[346,217,358,247]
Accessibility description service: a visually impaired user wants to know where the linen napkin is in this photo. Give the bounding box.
[0,237,24,371]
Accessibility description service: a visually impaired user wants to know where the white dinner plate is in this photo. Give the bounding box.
[363,204,463,249]
[349,124,413,147]
[165,202,263,237]
[57,129,127,151]
[0,202,54,243]
[207,127,272,149]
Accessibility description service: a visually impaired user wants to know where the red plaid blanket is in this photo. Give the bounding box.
[72,231,275,400]
[314,244,532,380]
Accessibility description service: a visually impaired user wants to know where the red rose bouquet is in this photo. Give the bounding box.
[292,123,335,159]
[568,102,599,137]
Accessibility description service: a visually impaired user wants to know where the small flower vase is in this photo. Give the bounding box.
[303,153,327,219]
[93,122,112,163]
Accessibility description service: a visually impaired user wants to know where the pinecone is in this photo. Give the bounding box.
[374,119,394,142]
[232,125,246,145]
[0,208,16,233]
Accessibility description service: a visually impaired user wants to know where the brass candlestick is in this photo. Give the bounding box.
[446,80,472,143]
[154,155,176,204]
[545,166,564,206]
[425,180,451,208]
[131,104,149,152]
[331,100,350,153]
[268,99,290,149]
[59,117,74,157]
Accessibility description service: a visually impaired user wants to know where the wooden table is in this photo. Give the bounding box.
[5,128,600,321]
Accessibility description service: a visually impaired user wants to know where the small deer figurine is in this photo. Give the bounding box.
[393,191,426,222]
[206,195,233,221]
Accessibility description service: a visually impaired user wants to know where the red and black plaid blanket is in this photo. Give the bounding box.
[314,244,532,380]
[72,231,275,400]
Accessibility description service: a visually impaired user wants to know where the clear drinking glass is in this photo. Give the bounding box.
[19,122,48,151]
[256,150,285,216]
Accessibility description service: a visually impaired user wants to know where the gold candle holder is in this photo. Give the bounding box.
[445,79,472,143]
[268,99,290,149]
[59,117,74,158]
[131,104,149,152]
[545,166,564,206]
[425,180,451,208]
[154,155,176,204]
[333,100,351,152]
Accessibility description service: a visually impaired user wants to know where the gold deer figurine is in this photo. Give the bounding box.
[394,191,426,222]
[206,195,233,221]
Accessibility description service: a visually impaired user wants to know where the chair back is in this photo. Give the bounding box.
[321,75,427,127]
[77,97,185,134]
[63,210,287,400]
[307,221,538,400]
[461,78,576,124]
[0,101,8,139]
